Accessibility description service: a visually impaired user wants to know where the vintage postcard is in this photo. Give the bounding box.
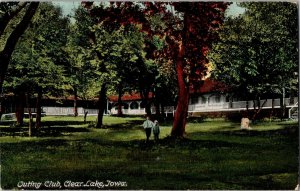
[0,1,298,190]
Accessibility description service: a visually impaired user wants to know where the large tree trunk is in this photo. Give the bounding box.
[0,2,39,93]
[145,99,152,116]
[145,94,152,116]
[74,87,78,117]
[35,89,42,129]
[117,84,123,117]
[140,89,152,116]
[96,83,107,128]
[15,92,26,126]
[171,13,190,138]
[171,55,189,137]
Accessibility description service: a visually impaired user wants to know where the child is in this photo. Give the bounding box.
[153,120,160,142]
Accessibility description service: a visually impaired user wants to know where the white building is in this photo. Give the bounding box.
[107,79,298,119]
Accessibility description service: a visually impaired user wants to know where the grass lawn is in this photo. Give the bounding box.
[0,116,298,190]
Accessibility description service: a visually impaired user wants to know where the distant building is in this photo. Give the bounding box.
[107,79,298,119]
[1,78,298,119]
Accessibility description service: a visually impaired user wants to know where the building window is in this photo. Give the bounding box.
[200,96,206,104]
[226,95,230,102]
[130,102,138,109]
[123,103,129,109]
[191,96,198,104]
[108,103,113,110]
[215,95,221,103]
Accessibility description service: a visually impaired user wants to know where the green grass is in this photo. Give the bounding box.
[0,116,298,190]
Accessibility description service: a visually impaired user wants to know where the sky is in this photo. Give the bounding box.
[53,1,246,17]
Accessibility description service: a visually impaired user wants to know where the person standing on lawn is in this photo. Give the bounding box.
[143,116,154,142]
[153,120,160,142]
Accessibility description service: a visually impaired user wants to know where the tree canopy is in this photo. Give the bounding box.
[0,2,39,93]
[4,2,69,129]
[209,2,298,100]
[81,2,230,136]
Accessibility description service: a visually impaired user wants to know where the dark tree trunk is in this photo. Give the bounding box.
[269,96,275,121]
[74,88,78,117]
[280,95,286,120]
[154,91,160,117]
[35,89,42,129]
[84,110,88,123]
[253,99,256,110]
[96,83,107,128]
[117,84,123,117]
[145,102,152,116]
[15,92,26,126]
[290,89,295,105]
[140,90,152,116]
[0,101,4,119]
[0,2,28,36]
[0,2,39,93]
[145,95,152,116]
[229,95,233,108]
[155,101,160,116]
[26,93,33,137]
[252,99,267,121]
[161,103,165,117]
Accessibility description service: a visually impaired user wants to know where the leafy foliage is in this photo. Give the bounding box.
[81,2,230,134]
[209,2,298,98]
[4,3,69,96]
[65,7,100,101]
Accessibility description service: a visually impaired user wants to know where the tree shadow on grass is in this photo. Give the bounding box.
[102,120,144,130]
[0,119,142,137]
[0,126,91,137]
[43,120,90,126]
[0,119,94,127]
[87,122,299,150]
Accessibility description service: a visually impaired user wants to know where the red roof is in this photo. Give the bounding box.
[190,79,228,94]
[108,92,154,102]
[108,79,227,102]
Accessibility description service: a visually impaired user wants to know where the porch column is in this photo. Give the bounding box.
[205,96,209,108]
[137,101,142,114]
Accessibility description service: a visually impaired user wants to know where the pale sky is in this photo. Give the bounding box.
[53,1,246,17]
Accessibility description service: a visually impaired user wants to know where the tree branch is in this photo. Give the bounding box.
[0,2,39,93]
[0,2,28,36]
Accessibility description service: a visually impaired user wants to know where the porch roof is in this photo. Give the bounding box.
[108,92,154,102]
[190,79,228,94]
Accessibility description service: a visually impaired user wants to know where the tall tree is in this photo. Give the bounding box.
[209,2,298,119]
[74,4,158,126]
[65,19,99,117]
[167,3,229,137]
[4,3,69,130]
[82,2,229,136]
[90,25,153,127]
[0,2,39,93]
